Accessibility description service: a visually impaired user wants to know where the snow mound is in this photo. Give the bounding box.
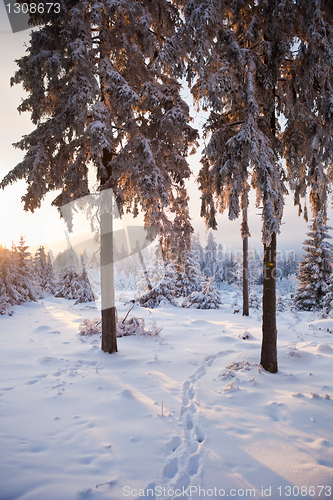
[316,343,333,353]
[238,330,255,340]
[120,389,134,398]
[38,356,59,364]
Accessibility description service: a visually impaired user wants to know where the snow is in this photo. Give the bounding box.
[0,291,332,500]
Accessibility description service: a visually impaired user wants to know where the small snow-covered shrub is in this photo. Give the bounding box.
[219,361,251,380]
[79,316,161,337]
[117,317,161,337]
[249,292,261,309]
[277,296,286,312]
[277,295,292,312]
[55,256,95,304]
[79,318,101,336]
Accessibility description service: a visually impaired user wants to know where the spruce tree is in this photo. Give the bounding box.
[0,246,22,314]
[138,261,178,308]
[54,250,95,303]
[191,233,205,273]
[294,213,333,311]
[1,2,197,353]
[203,231,217,281]
[164,0,333,372]
[34,246,57,295]
[74,255,95,304]
[12,236,39,302]
[0,242,38,314]
[323,272,333,316]
[176,250,202,297]
[216,243,224,289]
[44,252,57,295]
[34,246,47,279]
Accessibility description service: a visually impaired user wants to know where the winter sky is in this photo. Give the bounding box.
[0,4,331,259]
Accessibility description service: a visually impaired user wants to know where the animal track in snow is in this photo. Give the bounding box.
[188,386,195,400]
[266,402,289,422]
[164,436,182,455]
[195,424,206,444]
[187,454,200,476]
[173,472,191,491]
[186,413,194,430]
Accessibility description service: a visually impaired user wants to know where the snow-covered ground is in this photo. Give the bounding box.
[0,290,332,500]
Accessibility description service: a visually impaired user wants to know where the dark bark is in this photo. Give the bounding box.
[260,232,278,373]
[101,306,118,353]
[242,235,249,316]
[260,67,278,372]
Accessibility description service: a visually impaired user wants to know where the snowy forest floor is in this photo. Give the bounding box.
[0,289,333,500]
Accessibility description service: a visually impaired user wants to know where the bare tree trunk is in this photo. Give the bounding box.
[100,203,118,354]
[260,232,277,372]
[242,235,249,316]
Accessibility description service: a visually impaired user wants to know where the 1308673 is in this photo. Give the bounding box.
[277,485,332,497]
[6,3,60,14]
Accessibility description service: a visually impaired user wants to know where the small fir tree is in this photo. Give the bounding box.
[294,214,333,311]
[138,262,178,308]
[73,256,95,304]
[191,233,205,273]
[0,246,22,314]
[55,253,95,304]
[175,250,202,298]
[323,271,333,315]
[34,246,57,295]
[0,242,38,314]
[11,236,39,302]
[0,281,11,315]
[203,231,217,280]
[182,276,222,309]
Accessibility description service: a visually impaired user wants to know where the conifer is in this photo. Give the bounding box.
[167,0,333,372]
[138,261,178,308]
[34,246,57,295]
[204,232,217,281]
[1,0,198,353]
[294,214,333,311]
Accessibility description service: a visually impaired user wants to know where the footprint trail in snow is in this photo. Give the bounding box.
[142,350,234,500]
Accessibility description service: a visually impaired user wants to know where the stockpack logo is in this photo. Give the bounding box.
[46,189,163,309]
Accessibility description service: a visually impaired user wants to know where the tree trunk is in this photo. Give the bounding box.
[242,235,249,316]
[260,232,278,372]
[100,204,118,354]
[100,146,118,354]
